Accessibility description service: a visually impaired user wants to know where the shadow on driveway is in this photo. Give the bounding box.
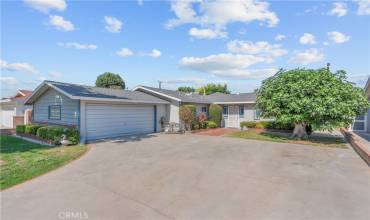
[87,133,158,144]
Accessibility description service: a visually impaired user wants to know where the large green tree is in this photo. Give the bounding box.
[177,86,195,93]
[197,83,230,95]
[256,68,369,139]
[95,72,125,89]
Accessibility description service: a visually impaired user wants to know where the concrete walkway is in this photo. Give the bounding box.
[1,134,370,220]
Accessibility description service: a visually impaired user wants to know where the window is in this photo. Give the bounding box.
[352,113,366,131]
[223,106,228,116]
[201,106,207,113]
[239,105,244,118]
[49,105,61,120]
[254,109,261,120]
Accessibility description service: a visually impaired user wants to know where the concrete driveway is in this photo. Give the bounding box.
[2,134,370,220]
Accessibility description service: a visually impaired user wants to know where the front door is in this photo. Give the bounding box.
[227,105,239,128]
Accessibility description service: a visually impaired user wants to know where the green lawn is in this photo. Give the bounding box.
[227,129,347,148]
[0,135,87,190]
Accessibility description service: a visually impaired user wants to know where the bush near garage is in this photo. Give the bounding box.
[180,105,196,130]
[25,124,43,135]
[15,124,80,145]
[240,121,294,131]
[36,126,80,145]
[16,125,26,133]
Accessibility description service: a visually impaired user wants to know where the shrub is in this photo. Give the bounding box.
[240,121,294,130]
[25,124,43,135]
[206,121,217,128]
[198,112,207,129]
[65,127,80,145]
[36,126,80,145]
[209,104,222,127]
[180,105,196,130]
[240,121,257,128]
[36,127,49,139]
[16,125,26,133]
[192,123,200,130]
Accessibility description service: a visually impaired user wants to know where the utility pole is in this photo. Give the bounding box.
[158,80,163,89]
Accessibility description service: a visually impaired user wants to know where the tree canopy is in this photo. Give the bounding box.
[256,68,369,138]
[197,83,230,95]
[95,72,125,89]
[177,86,195,93]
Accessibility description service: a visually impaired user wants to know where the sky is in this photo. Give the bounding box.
[1,0,370,98]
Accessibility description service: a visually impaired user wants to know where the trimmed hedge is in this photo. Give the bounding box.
[36,126,80,145]
[16,125,26,133]
[15,124,80,145]
[240,121,294,130]
[206,121,218,129]
[25,124,43,135]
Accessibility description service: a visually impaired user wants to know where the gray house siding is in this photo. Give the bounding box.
[33,88,79,126]
[367,108,370,133]
[221,103,261,128]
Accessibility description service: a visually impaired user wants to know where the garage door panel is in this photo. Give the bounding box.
[86,104,155,141]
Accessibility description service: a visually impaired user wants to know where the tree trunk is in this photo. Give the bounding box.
[291,123,308,139]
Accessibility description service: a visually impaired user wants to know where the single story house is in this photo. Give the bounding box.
[0,90,33,128]
[352,76,370,133]
[133,86,260,128]
[25,81,261,143]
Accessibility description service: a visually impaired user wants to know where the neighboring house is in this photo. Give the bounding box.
[352,76,370,133]
[25,81,261,143]
[0,90,33,128]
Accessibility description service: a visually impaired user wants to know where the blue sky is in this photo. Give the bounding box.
[1,0,370,98]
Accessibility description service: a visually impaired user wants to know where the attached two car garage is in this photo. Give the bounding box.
[26,81,169,143]
[85,104,156,141]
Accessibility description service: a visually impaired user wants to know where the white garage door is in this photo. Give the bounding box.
[1,109,15,128]
[86,104,155,141]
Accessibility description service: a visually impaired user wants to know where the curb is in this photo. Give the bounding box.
[340,128,370,166]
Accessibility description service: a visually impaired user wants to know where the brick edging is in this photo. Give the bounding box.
[340,128,370,166]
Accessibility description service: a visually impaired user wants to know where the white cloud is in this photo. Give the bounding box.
[24,0,66,13]
[188,27,227,39]
[166,0,279,33]
[116,48,134,57]
[179,53,276,79]
[163,77,205,84]
[299,33,316,45]
[357,0,370,15]
[275,34,286,41]
[49,15,75,31]
[0,76,19,86]
[226,40,288,57]
[137,0,143,6]
[58,42,97,50]
[328,2,348,17]
[0,59,37,74]
[49,71,63,77]
[289,48,325,65]
[327,31,350,44]
[142,49,162,58]
[104,16,122,33]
